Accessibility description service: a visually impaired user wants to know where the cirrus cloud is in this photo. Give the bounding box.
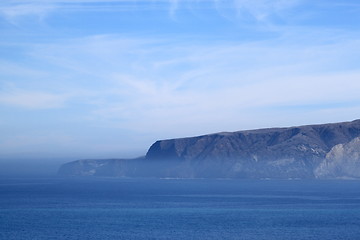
[0,88,70,109]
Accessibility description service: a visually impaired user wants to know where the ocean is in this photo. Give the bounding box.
[1,178,360,240]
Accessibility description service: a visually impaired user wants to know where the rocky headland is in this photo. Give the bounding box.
[58,119,360,179]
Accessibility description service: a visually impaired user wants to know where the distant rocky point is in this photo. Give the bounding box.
[58,119,360,179]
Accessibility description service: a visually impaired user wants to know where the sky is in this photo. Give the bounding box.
[1,0,360,161]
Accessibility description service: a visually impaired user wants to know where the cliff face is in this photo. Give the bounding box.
[315,137,360,179]
[58,119,360,179]
[145,119,360,178]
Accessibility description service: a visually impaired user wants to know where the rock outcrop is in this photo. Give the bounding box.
[315,137,360,179]
[58,119,360,179]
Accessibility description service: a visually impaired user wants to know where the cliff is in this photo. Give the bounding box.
[315,137,360,179]
[58,119,360,179]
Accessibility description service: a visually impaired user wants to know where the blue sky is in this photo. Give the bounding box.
[1,0,360,159]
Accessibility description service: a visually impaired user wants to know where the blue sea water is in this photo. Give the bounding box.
[1,178,360,240]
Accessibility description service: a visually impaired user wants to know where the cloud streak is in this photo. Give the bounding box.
[0,88,70,109]
[0,2,55,24]
[0,0,302,24]
[3,29,360,110]
[212,0,301,22]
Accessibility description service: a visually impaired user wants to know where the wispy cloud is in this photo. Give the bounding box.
[162,0,303,22]
[0,0,138,24]
[0,0,302,24]
[232,0,300,21]
[168,0,179,18]
[6,30,360,115]
[0,88,70,109]
[0,2,55,24]
[16,31,353,135]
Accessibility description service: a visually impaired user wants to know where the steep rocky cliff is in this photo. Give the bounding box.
[315,137,360,179]
[58,119,360,179]
[145,119,360,178]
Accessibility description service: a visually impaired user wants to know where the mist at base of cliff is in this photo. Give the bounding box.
[0,159,65,177]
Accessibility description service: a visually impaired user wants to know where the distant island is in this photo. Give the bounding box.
[58,119,360,179]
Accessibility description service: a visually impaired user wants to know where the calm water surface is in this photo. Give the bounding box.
[1,178,360,239]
